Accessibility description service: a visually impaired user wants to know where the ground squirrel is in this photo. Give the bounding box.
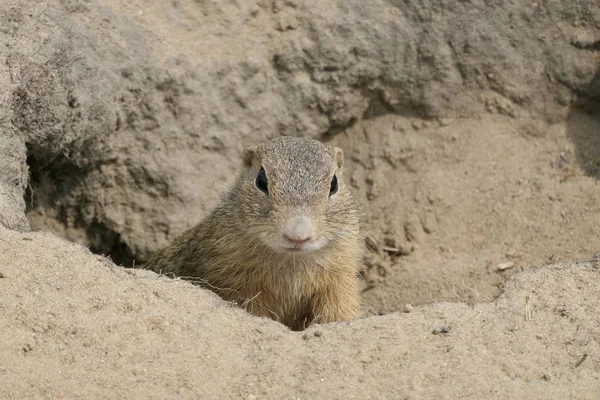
[144,137,362,330]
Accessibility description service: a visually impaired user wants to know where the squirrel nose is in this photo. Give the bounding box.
[282,216,313,245]
[283,233,312,244]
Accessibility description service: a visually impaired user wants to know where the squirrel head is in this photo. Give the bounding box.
[234,136,359,254]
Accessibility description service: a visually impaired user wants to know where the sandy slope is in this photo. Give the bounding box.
[338,113,600,313]
[1,226,599,399]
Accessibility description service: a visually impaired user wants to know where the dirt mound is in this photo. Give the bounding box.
[1,0,600,397]
[1,226,599,399]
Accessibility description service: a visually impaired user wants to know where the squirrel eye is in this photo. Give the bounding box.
[329,175,338,197]
[255,167,269,194]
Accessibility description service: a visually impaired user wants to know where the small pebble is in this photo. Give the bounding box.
[438,117,453,126]
[496,261,515,271]
[542,373,552,381]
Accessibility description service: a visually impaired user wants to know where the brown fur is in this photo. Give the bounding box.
[144,137,362,330]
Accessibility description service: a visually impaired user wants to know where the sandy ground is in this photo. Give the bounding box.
[1,0,600,398]
[1,226,599,399]
[338,113,600,314]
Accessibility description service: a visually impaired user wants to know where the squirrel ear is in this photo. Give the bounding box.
[243,146,258,167]
[333,147,344,170]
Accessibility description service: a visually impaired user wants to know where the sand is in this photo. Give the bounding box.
[1,0,599,398]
